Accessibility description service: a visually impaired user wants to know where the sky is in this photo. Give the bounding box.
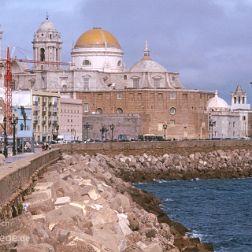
[0,0,252,103]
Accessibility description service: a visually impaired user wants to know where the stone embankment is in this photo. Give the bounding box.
[0,153,214,252]
[112,148,252,182]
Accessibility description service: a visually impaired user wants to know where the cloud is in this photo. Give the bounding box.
[0,0,251,102]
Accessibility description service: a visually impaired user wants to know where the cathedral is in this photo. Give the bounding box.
[2,17,250,141]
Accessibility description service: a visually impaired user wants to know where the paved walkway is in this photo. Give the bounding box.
[4,148,42,164]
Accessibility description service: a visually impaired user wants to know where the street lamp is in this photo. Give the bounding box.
[109,124,115,141]
[11,114,18,156]
[100,125,108,141]
[163,123,168,140]
[83,122,92,141]
[209,119,216,139]
[3,117,8,157]
[71,128,76,142]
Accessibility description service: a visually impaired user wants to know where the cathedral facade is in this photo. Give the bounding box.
[1,18,217,140]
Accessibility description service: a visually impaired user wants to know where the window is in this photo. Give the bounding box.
[154,78,160,87]
[40,48,45,61]
[153,76,161,88]
[124,75,127,80]
[169,107,176,115]
[83,59,91,66]
[116,108,123,114]
[234,97,237,104]
[158,93,163,100]
[183,93,188,100]
[170,120,175,125]
[83,77,90,90]
[117,93,123,99]
[132,77,140,88]
[97,93,103,99]
[117,60,121,66]
[96,108,103,114]
[242,97,245,104]
[170,92,176,100]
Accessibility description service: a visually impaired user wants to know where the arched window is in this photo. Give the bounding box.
[169,107,176,115]
[117,60,121,66]
[40,48,45,61]
[96,108,103,114]
[62,84,67,92]
[83,59,91,66]
[116,108,123,114]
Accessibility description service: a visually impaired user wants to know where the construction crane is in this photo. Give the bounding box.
[4,47,12,134]
[1,47,73,134]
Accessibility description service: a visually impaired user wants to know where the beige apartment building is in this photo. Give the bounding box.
[59,97,82,141]
[32,91,60,143]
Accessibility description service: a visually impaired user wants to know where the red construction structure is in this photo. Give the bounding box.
[4,47,12,134]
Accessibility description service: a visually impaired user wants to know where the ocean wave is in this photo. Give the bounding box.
[164,198,174,202]
[153,179,168,184]
[188,230,206,240]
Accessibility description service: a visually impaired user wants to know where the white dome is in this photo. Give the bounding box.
[129,59,167,73]
[37,18,56,32]
[129,41,167,73]
[207,91,230,111]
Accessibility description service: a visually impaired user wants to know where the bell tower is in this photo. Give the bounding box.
[32,16,62,70]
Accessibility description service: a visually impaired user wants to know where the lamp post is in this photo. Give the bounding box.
[109,124,115,141]
[162,123,167,140]
[83,122,92,141]
[100,126,108,142]
[71,128,76,142]
[11,114,18,156]
[3,117,8,157]
[209,119,216,139]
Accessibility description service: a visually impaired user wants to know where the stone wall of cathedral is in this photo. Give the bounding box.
[75,89,214,139]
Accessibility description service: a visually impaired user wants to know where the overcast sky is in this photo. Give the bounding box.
[1,0,252,102]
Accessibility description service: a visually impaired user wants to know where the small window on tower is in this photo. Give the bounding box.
[117,60,121,66]
[83,60,91,66]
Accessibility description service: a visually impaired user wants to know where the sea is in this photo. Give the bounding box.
[136,177,252,252]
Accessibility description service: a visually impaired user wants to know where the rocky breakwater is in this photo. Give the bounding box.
[0,153,213,252]
[111,149,252,182]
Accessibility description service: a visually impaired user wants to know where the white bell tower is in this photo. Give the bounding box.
[32,16,62,71]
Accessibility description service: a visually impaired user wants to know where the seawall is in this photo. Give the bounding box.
[0,149,61,220]
[58,139,252,156]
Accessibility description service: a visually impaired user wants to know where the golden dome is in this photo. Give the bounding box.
[74,27,121,49]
